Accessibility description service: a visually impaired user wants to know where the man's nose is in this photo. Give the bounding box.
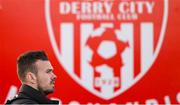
[52,73,57,80]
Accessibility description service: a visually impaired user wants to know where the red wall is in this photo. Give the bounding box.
[0,0,180,104]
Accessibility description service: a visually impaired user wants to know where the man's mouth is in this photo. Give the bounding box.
[50,81,55,85]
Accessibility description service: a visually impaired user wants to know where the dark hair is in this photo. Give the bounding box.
[17,51,49,82]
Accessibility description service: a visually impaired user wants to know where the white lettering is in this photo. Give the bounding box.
[145,99,158,105]
[177,91,180,103]
[125,102,139,105]
[81,2,91,14]
[136,1,144,14]
[59,2,71,14]
[71,2,80,14]
[146,2,155,14]
[104,2,113,14]
[93,2,103,14]
[118,1,155,14]
[164,96,171,105]
[5,85,17,103]
[119,2,129,13]
[69,101,80,105]
[59,2,113,14]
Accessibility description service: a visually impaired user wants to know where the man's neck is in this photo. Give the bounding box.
[23,83,38,91]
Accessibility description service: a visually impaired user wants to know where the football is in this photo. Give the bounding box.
[86,27,129,78]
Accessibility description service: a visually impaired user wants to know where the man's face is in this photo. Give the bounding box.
[35,60,57,95]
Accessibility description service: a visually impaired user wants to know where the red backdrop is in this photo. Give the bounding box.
[0,0,180,104]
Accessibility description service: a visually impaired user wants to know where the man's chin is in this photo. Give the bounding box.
[44,89,54,95]
[43,86,55,95]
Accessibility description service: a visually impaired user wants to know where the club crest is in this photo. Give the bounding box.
[45,0,168,100]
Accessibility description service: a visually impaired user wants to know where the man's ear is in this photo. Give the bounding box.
[26,72,37,84]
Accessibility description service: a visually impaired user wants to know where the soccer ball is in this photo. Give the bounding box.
[97,40,117,59]
[86,27,129,77]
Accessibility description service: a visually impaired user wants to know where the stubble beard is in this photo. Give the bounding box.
[37,80,54,95]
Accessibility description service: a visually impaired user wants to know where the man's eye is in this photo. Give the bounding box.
[46,70,52,73]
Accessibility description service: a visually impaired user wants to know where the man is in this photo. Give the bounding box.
[5,51,59,104]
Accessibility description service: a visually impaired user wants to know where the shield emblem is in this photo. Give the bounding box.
[45,0,168,100]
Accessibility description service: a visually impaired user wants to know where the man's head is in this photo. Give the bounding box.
[17,51,57,95]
